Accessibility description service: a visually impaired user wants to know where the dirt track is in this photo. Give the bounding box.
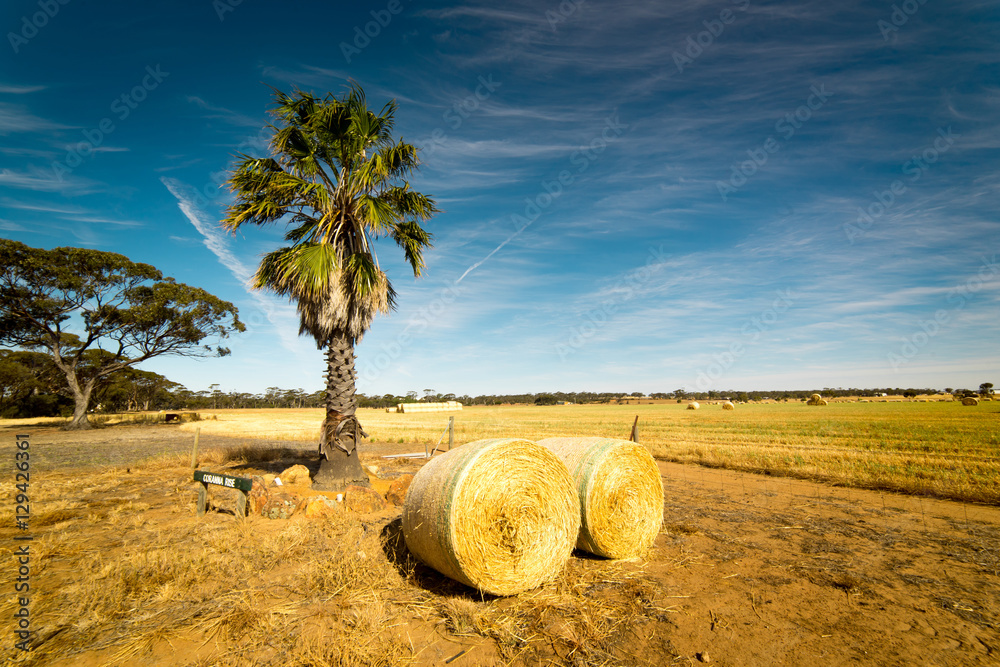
[650,460,999,665]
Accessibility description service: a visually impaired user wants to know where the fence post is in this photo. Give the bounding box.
[448,416,455,450]
[630,415,639,443]
[191,427,201,468]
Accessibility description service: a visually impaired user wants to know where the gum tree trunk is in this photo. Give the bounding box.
[61,366,94,430]
[312,331,370,491]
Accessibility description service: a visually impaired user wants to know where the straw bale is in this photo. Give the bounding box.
[721,401,735,410]
[397,401,463,413]
[402,438,579,596]
[538,437,663,559]
[962,396,979,406]
[687,401,700,410]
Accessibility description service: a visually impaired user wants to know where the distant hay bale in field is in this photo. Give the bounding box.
[687,402,700,410]
[807,394,827,406]
[397,401,462,413]
[538,437,663,559]
[962,397,980,406]
[721,401,735,410]
[402,438,578,596]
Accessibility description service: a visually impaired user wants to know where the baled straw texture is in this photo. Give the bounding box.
[402,438,579,596]
[537,437,663,559]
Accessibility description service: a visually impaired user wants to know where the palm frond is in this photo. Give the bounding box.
[391,221,433,276]
[223,83,435,346]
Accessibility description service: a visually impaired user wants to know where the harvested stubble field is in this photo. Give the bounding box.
[0,402,998,666]
[184,401,1000,504]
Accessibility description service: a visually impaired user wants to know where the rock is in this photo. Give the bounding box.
[278,464,312,487]
[261,492,304,520]
[368,476,394,498]
[696,652,711,663]
[385,474,414,506]
[365,465,379,475]
[303,495,342,519]
[248,476,270,514]
[345,485,388,513]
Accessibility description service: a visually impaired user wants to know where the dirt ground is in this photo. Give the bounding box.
[2,423,998,665]
[651,461,998,665]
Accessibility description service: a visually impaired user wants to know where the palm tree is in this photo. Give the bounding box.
[223,84,436,490]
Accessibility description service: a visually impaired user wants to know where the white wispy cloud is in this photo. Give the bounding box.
[0,84,46,94]
[58,215,144,227]
[0,167,100,193]
[0,220,28,232]
[0,103,72,134]
[1,199,87,214]
[187,96,265,128]
[160,176,312,356]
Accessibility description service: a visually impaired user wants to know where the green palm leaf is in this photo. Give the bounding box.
[223,82,437,346]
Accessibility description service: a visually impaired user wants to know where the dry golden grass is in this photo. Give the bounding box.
[184,402,1000,504]
[0,453,670,666]
[3,408,997,665]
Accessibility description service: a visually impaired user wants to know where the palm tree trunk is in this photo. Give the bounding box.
[313,331,370,491]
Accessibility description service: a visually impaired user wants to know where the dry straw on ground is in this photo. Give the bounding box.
[402,438,579,596]
[538,437,663,559]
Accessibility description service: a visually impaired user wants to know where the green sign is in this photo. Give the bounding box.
[194,470,253,492]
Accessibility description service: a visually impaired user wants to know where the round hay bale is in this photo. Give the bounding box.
[687,401,700,410]
[962,396,980,406]
[538,437,663,559]
[721,401,735,410]
[810,393,822,401]
[401,438,579,596]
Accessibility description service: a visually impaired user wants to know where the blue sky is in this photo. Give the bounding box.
[1,0,998,396]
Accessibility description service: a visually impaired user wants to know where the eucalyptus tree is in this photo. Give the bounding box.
[223,84,436,490]
[0,240,244,429]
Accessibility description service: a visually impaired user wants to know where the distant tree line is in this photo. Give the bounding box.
[0,349,182,418]
[1,351,990,419]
